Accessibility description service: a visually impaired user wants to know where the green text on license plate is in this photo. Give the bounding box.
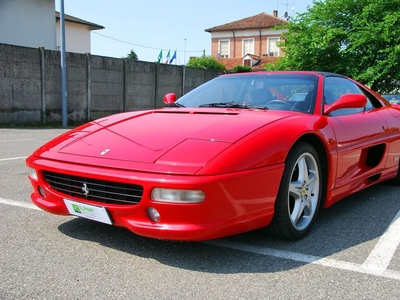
[64,199,112,225]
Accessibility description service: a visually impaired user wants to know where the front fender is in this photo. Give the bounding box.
[198,115,335,175]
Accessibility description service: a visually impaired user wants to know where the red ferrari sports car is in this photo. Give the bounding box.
[26,71,400,241]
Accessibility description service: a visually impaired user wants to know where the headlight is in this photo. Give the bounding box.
[151,188,205,204]
[28,168,38,181]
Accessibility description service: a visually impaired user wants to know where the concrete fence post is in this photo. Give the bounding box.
[86,53,91,121]
[182,65,186,95]
[39,47,46,123]
[154,63,158,109]
[123,58,127,112]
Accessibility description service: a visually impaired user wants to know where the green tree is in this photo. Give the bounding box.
[187,56,226,71]
[232,65,252,73]
[126,50,138,60]
[265,0,400,93]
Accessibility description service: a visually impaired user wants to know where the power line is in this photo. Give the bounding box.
[92,32,204,53]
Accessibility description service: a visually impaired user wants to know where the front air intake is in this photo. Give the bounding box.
[43,171,143,205]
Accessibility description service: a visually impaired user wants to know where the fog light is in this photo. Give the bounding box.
[146,207,160,223]
[38,186,46,198]
[151,188,205,203]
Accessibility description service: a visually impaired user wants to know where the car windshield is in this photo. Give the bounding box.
[176,73,318,112]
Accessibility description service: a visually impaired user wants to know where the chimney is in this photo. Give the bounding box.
[273,10,278,17]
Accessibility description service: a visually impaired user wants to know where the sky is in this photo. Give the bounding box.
[55,0,315,64]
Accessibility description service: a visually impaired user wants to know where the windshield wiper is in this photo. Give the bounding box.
[166,102,185,107]
[199,102,267,110]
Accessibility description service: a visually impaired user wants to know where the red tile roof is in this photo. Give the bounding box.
[205,12,288,32]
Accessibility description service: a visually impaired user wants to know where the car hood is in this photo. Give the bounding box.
[38,109,295,174]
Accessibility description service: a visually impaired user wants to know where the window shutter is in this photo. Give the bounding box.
[219,40,229,58]
[268,38,279,56]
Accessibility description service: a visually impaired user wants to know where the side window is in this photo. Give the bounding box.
[359,86,383,110]
[324,76,374,116]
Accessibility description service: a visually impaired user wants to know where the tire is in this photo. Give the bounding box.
[266,142,322,240]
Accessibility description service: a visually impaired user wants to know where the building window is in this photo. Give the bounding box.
[268,37,279,57]
[218,40,230,58]
[242,38,254,56]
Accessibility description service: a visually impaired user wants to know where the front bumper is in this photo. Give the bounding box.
[27,156,283,241]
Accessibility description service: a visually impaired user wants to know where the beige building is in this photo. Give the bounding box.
[0,0,57,50]
[55,12,104,53]
[0,0,104,53]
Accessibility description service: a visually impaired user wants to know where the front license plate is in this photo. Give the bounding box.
[64,199,113,225]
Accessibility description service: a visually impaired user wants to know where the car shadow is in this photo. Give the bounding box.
[57,183,400,274]
[228,183,400,256]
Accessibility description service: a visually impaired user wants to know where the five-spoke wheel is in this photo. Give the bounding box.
[266,142,322,240]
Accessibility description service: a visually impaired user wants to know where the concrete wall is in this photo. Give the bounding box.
[0,43,224,125]
[0,44,42,124]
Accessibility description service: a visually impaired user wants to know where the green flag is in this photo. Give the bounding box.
[157,49,162,63]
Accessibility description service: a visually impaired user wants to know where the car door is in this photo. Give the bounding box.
[324,76,389,188]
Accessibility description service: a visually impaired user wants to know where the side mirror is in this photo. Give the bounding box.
[163,93,177,105]
[391,103,400,109]
[324,94,367,115]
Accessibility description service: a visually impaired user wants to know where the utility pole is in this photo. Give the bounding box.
[60,0,68,127]
[184,38,187,65]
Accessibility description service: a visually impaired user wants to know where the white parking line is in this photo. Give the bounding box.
[362,210,400,274]
[0,139,34,142]
[0,156,28,162]
[204,239,400,281]
[0,197,40,210]
[1,196,399,281]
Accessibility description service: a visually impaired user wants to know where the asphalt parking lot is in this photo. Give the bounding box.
[1,128,400,299]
